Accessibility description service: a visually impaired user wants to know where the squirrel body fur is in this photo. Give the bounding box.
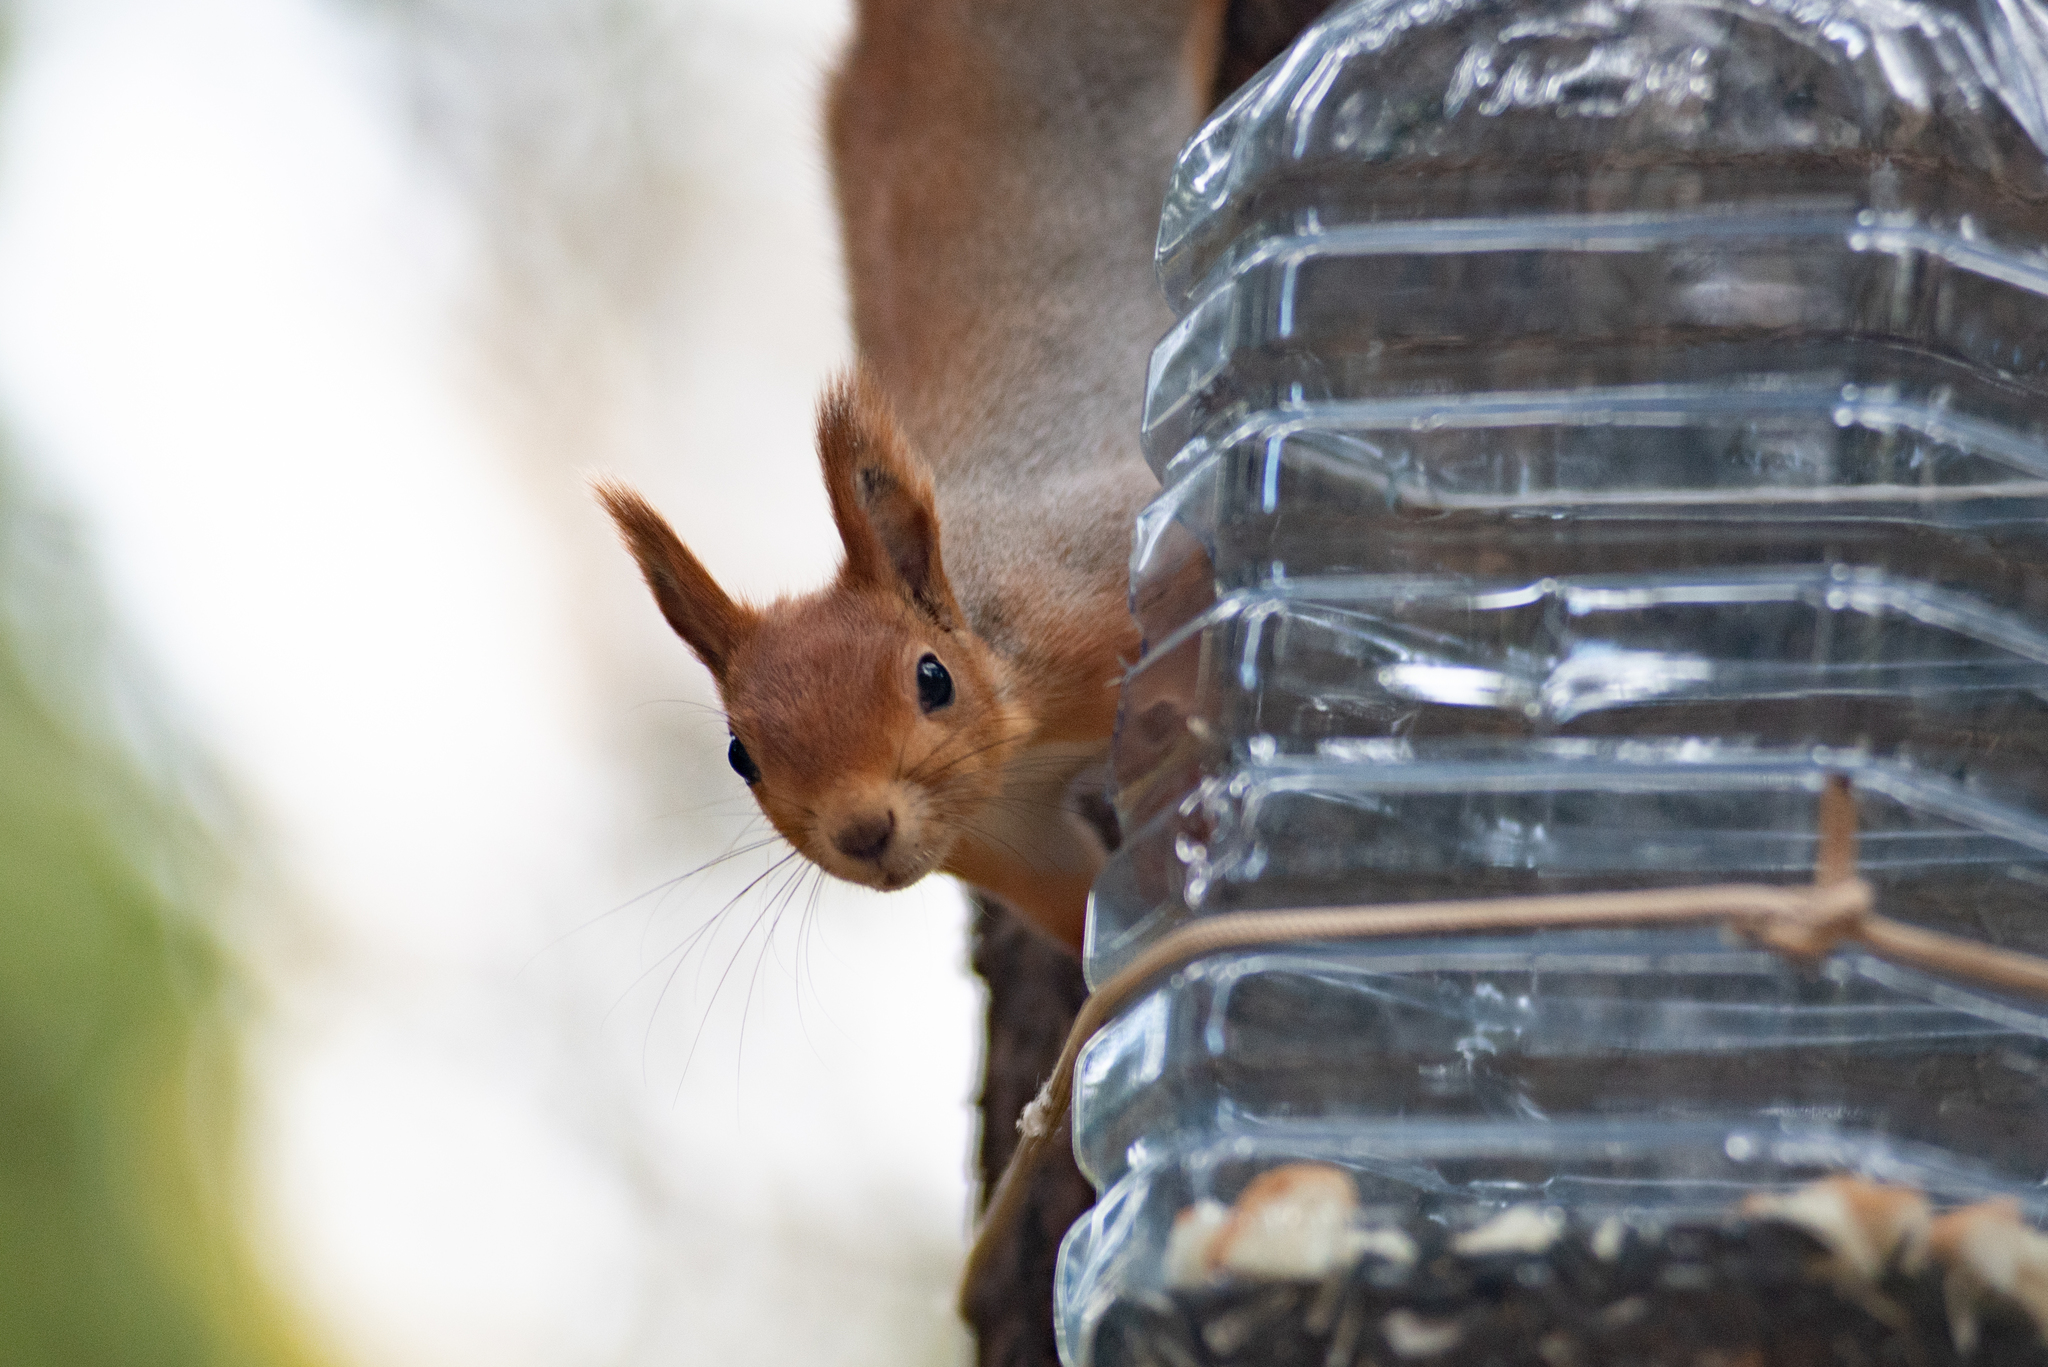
[601,0,1228,951]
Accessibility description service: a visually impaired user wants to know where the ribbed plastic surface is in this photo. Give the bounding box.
[1059,0,2048,1359]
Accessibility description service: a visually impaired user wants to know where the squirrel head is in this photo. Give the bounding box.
[598,372,1029,895]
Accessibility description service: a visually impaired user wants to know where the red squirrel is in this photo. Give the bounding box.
[598,0,1229,952]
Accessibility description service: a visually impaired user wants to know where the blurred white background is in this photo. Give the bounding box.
[0,0,981,1363]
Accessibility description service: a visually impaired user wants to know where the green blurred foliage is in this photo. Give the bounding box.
[0,450,327,1365]
[0,9,318,1362]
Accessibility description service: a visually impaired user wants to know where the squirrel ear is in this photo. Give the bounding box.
[817,370,963,630]
[595,479,752,677]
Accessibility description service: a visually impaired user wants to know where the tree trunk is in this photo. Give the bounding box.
[965,898,1095,1367]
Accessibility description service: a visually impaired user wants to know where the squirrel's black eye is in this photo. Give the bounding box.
[727,735,762,785]
[916,654,954,712]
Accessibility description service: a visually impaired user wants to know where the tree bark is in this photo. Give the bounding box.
[965,898,1095,1367]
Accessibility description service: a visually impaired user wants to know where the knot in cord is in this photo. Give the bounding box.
[1739,877,1874,964]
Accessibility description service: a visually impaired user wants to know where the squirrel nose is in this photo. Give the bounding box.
[833,810,896,863]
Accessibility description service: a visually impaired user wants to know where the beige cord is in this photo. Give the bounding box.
[958,777,2048,1312]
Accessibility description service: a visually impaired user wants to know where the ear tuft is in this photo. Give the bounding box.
[593,477,750,677]
[817,369,962,629]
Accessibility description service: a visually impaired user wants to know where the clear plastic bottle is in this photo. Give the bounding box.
[1059,0,2048,1359]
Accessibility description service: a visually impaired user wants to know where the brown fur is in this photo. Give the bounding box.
[599,0,1230,951]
